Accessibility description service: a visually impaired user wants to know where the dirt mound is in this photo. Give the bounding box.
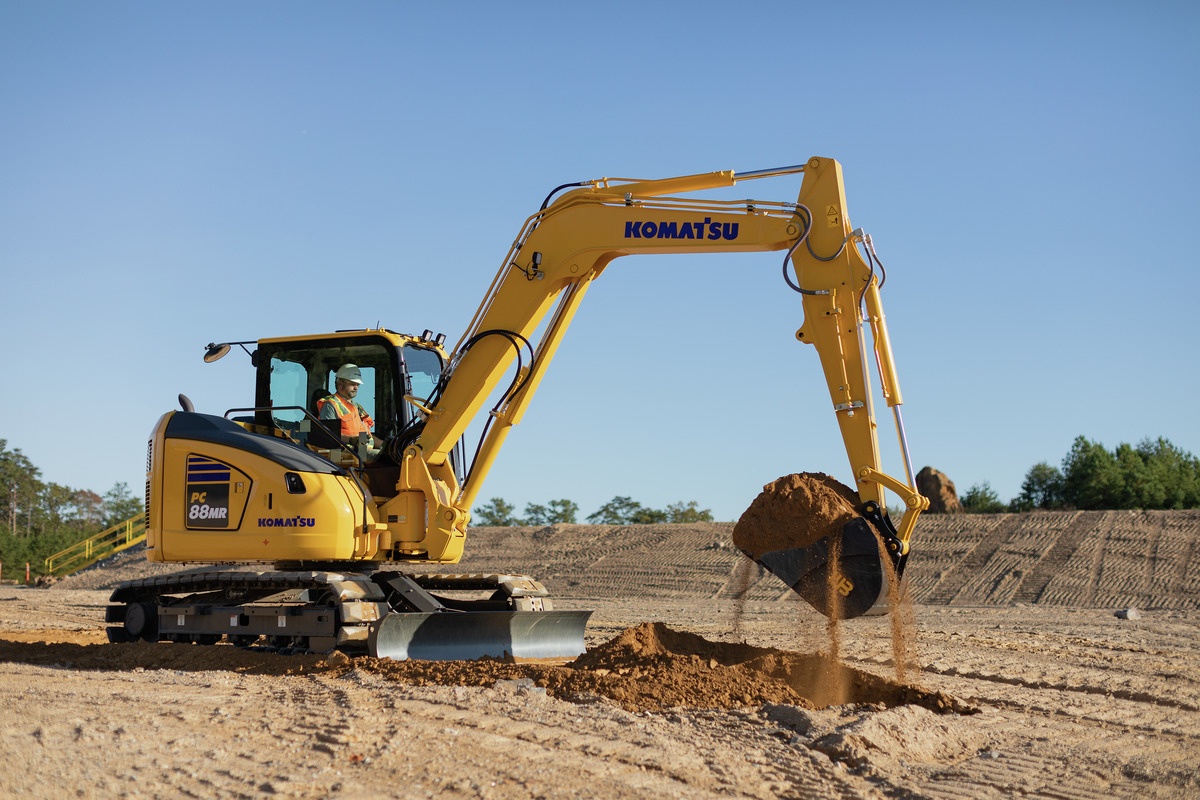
[0,623,969,714]
[810,704,988,773]
[572,620,761,667]
[0,622,968,716]
[732,472,861,558]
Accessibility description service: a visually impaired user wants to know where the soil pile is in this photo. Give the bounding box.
[732,472,861,558]
[0,621,967,715]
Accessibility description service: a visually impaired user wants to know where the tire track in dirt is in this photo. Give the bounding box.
[899,605,1200,799]
[1011,512,1089,604]
[919,520,1012,605]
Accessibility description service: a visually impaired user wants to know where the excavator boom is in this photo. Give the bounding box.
[396,157,927,618]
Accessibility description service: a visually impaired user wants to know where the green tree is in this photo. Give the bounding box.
[67,489,104,531]
[586,496,708,524]
[961,481,1006,513]
[586,496,644,524]
[1114,442,1155,509]
[664,500,714,523]
[545,498,579,524]
[1044,435,1200,511]
[0,439,43,536]
[40,483,76,533]
[1060,436,1123,509]
[521,499,578,525]
[1135,437,1200,509]
[1011,461,1063,511]
[102,482,144,527]
[473,497,518,526]
[629,505,668,524]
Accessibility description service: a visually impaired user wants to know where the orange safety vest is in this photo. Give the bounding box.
[317,394,374,439]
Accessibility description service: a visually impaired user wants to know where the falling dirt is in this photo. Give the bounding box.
[884,556,920,684]
[821,530,852,700]
[732,472,866,696]
[728,556,758,642]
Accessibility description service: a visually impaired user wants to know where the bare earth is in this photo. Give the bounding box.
[1,509,1198,799]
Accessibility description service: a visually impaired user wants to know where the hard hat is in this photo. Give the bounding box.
[335,364,363,384]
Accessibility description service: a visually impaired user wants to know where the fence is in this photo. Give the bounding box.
[43,513,147,577]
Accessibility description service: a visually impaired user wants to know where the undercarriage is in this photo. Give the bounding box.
[106,570,592,661]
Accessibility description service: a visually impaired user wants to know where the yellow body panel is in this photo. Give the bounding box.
[146,413,369,563]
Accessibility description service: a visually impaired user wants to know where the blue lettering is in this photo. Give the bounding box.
[258,516,316,528]
[623,217,736,241]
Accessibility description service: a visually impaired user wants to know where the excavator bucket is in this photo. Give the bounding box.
[368,609,593,661]
[754,517,903,619]
[733,473,907,620]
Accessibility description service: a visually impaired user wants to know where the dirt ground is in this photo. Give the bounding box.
[1,510,1198,799]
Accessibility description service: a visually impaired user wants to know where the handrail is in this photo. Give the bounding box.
[43,513,147,576]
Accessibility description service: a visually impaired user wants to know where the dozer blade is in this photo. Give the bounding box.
[367,609,593,661]
[754,517,904,620]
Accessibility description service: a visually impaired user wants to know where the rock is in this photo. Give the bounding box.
[1115,607,1142,620]
[326,650,352,667]
[916,467,962,514]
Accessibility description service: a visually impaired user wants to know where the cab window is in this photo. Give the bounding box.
[258,338,401,442]
[268,358,309,425]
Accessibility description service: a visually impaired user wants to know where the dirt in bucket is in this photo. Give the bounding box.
[731,472,862,559]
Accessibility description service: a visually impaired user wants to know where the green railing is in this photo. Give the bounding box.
[44,513,147,577]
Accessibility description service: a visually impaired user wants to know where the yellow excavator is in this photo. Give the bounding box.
[106,157,928,660]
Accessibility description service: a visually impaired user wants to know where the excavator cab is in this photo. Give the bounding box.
[247,330,465,488]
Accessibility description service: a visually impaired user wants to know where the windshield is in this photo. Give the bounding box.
[403,344,443,403]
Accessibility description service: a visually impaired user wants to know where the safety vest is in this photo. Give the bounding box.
[317,394,374,439]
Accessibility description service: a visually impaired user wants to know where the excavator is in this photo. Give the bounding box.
[106,156,928,660]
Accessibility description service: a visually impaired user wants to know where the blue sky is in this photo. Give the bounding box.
[2,2,1197,521]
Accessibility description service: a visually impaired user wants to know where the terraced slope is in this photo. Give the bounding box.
[455,510,1200,609]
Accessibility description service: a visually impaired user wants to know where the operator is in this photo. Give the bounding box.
[317,364,381,461]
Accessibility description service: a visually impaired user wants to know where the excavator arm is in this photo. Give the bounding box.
[383,157,927,616]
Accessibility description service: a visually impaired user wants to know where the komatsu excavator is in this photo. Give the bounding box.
[106,157,928,660]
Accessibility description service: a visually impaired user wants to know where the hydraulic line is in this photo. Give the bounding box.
[454,329,535,492]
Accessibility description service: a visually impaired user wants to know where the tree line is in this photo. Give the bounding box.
[3,433,1195,577]
[0,439,142,578]
[473,496,715,526]
[960,435,1200,513]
